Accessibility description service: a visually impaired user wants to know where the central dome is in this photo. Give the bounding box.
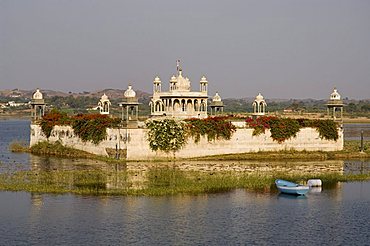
[175,70,191,91]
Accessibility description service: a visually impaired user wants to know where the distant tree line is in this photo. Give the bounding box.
[1,94,369,117]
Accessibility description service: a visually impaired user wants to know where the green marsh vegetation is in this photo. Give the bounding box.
[9,140,29,153]
[1,167,370,196]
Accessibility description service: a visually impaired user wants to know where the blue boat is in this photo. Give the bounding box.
[275,179,309,196]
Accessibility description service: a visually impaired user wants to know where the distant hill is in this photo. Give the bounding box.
[0,88,151,100]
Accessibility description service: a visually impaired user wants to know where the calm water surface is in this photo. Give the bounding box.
[1,120,370,245]
[344,123,370,140]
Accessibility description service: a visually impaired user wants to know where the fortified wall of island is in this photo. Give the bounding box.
[30,123,343,161]
[29,62,345,160]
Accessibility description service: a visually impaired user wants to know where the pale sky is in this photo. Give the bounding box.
[1,0,370,99]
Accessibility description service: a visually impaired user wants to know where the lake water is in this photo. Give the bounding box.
[1,120,370,245]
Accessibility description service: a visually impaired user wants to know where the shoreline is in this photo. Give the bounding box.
[10,140,370,162]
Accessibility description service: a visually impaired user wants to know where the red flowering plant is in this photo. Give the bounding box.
[40,110,121,144]
[245,116,279,136]
[185,116,236,143]
[246,116,301,143]
[40,109,72,138]
[71,114,121,144]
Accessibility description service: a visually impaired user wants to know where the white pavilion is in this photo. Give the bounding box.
[30,88,46,121]
[252,93,267,117]
[149,62,208,119]
[327,88,343,121]
[97,93,111,115]
[209,92,224,115]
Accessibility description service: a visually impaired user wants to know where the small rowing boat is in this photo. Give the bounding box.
[275,179,309,196]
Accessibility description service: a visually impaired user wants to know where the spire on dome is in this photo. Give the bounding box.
[176,59,181,74]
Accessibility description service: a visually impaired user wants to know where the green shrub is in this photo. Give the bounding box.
[146,117,236,153]
[146,119,187,153]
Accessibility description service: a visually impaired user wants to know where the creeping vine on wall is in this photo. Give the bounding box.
[71,114,121,144]
[246,116,339,142]
[184,117,236,143]
[39,109,71,138]
[40,110,120,144]
[145,117,237,153]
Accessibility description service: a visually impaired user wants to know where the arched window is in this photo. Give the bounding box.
[194,100,199,111]
[181,99,186,111]
[173,99,180,112]
[155,101,161,112]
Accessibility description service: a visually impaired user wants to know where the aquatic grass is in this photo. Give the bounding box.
[9,140,30,153]
[27,141,126,164]
[1,168,369,196]
[30,141,96,158]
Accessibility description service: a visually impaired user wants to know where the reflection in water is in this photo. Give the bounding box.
[25,157,358,193]
[344,160,370,174]
[30,154,124,172]
[277,193,307,200]
[344,123,370,141]
[309,187,322,193]
[6,182,365,245]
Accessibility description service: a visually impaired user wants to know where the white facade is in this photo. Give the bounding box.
[30,124,344,160]
[149,64,208,119]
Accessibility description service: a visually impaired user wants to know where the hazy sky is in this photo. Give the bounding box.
[1,0,370,99]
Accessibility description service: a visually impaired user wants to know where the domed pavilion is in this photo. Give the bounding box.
[326,88,343,121]
[209,92,224,115]
[252,93,267,117]
[30,88,46,121]
[149,61,208,119]
[98,93,111,115]
[120,85,140,127]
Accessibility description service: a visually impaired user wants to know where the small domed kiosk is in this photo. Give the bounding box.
[210,92,224,115]
[120,85,139,127]
[98,93,111,115]
[31,89,46,121]
[252,93,267,117]
[326,88,343,121]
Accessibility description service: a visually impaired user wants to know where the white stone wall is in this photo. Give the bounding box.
[30,124,126,156]
[30,123,343,160]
